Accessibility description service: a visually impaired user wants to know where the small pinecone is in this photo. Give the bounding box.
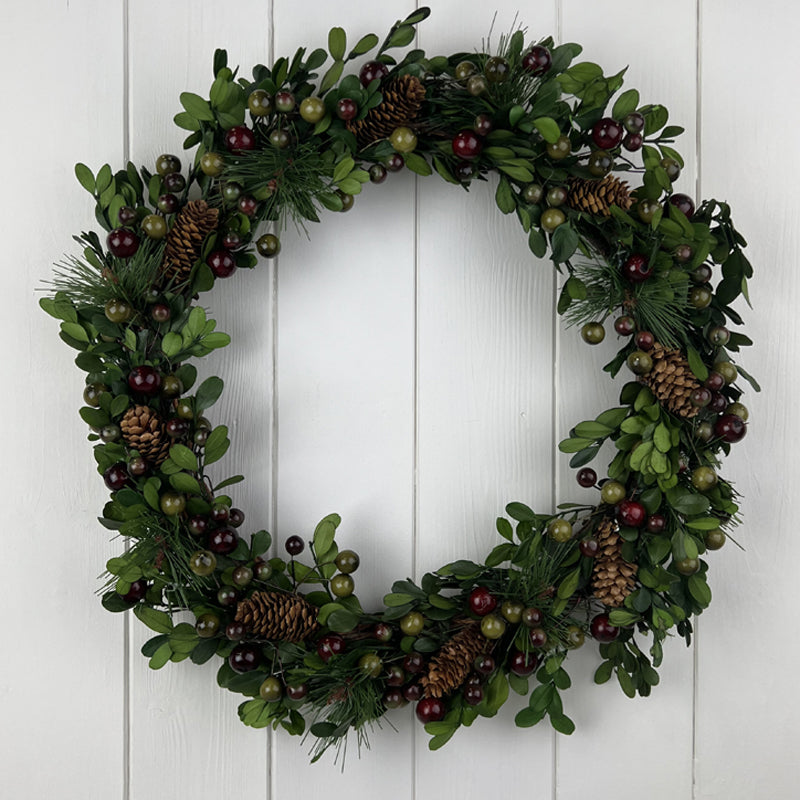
[120,405,171,467]
[421,622,487,699]
[592,517,637,608]
[567,175,632,217]
[641,343,702,419]
[346,74,426,148]
[235,590,319,643]
[160,200,220,286]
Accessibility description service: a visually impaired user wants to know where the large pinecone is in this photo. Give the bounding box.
[641,343,702,419]
[120,405,171,467]
[346,74,426,149]
[591,517,637,608]
[160,200,219,286]
[421,622,487,699]
[567,175,632,217]
[235,591,319,642]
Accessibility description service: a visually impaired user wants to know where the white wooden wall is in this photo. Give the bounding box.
[3,1,798,797]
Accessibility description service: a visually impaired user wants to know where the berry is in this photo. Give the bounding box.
[592,118,624,150]
[588,150,613,177]
[464,684,484,706]
[403,683,422,702]
[579,538,599,557]
[473,114,493,136]
[259,676,283,702]
[509,650,538,677]
[468,586,497,616]
[403,652,425,673]
[383,688,406,709]
[225,621,245,640]
[210,505,230,524]
[546,186,568,207]
[690,388,712,408]
[163,172,186,193]
[691,466,718,492]
[256,233,281,258]
[151,303,171,323]
[386,665,405,686]
[208,527,239,555]
[540,208,566,231]
[390,126,417,153]
[547,518,573,542]
[248,89,273,116]
[232,566,253,587]
[104,298,133,323]
[142,214,167,240]
[127,366,161,396]
[317,634,345,662]
[107,228,140,258]
[299,96,325,123]
[416,697,445,723]
[600,480,626,505]
[480,614,506,640]
[229,644,260,673]
[674,557,700,576]
[454,61,475,80]
[566,625,585,648]
[157,193,179,214]
[522,45,552,75]
[285,535,304,556]
[160,492,186,516]
[715,414,747,443]
[521,607,543,627]
[529,627,547,648]
[359,653,383,678]
[705,372,725,391]
[716,362,738,385]
[623,112,645,133]
[206,250,236,278]
[268,129,290,149]
[705,529,726,550]
[581,322,605,345]
[118,206,137,226]
[228,508,245,528]
[622,132,643,152]
[155,154,181,176]
[669,193,695,219]
[161,375,182,396]
[217,586,238,607]
[500,600,524,624]
[646,514,667,534]
[385,153,404,172]
[369,164,387,183]
[222,231,242,250]
[200,152,224,176]
[484,56,510,83]
[274,91,295,113]
[577,467,598,487]
[188,550,216,576]
[335,549,360,574]
[221,182,242,203]
[165,418,189,438]
[121,580,148,603]
[614,316,635,336]
[100,425,122,444]
[336,98,358,120]
[338,192,354,212]
[474,654,496,676]
[627,350,653,375]
[359,60,388,86]
[196,612,221,638]
[187,516,209,536]
[590,614,619,642]
[452,130,483,160]
[286,683,309,701]
[374,622,393,642]
[400,611,425,636]
[546,135,571,160]
[523,184,544,204]
[103,462,129,491]
[726,402,749,421]
[708,325,731,347]
[635,331,655,351]
[330,574,355,598]
[466,74,488,96]
[708,392,728,414]
[254,561,273,581]
[661,157,681,182]
[637,199,660,222]
[622,254,653,283]
[688,285,713,309]
[617,499,646,528]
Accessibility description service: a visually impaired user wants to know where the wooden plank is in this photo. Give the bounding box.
[414,3,558,797]
[0,1,125,797]
[126,2,271,796]
[695,3,800,797]
[271,0,417,794]
[554,2,697,798]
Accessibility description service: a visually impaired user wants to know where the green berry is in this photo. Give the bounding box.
[691,466,718,492]
[454,60,476,80]
[299,96,325,123]
[160,492,186,516]
[390,126,418,153]
[523,183,544,204]
[155,154,181,176]
[358,653,383,678]
[500,600,523,623]
[627,350,653,375]
[256,233,281,258]
[600,480,626,505]
[581,322,605,345]
[546,186,568,207]
[588,150,613,177]
[195,612,221,638]
[334,549,360,574]
[142,214,168,240]
[541,208,566,232]
[547,518,573,542]
[83,383,108,407]
[715,362,738,385]
[705,529,726,550]
[480,613,506,640]
[104,298,133,323]
[248,89,273,116]
[200,152,224,177]
[546,135,571,160]
[399,611,425,636]
[330,574,355,598]
[484,56,510,83]
[188,550,217,576]
[259,676,283,702]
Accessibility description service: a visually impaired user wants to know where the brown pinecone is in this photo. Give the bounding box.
[346,74,426,149]
[591,517,637,608]
[235,591,319,643]
[120,405,171,467]
[160,200,220,286]
[421,622,487,699]
[641,343,702,419]
[567,175,632,217]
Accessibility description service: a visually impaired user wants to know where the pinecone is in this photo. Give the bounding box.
[235,591,319,642]
[346,74,426,149]
[591,517,638,608]
[120,405,171,467]
[567,175,632,217]
[421,622,487,699]
[641,343,702,419]
[160,200,220,286]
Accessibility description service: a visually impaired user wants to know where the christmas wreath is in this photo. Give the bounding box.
[42,7,756,761]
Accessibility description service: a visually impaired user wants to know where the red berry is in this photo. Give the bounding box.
[473,654,495,676]
[591,117,624,150]
[107,228,140,258]
[222,231,242,250]
[622,132,643,152]
[157,193,179,214]
[229,644,261,673]
[646,514,667,534]
[211,505,230,524]
[621,254,653,283]
[403,652,425,674]
[509,650,539,677]
[635,331,655,351]
[317,634,345,662]
[225,621,245,640]
[709,392,728,413]
[705,372,725,391]
[529,627,547,647]
[468,586,497,616]
[473,114,493,136]
[617,499,647,528]
[121,579,148,603]
[359,60,389,86]
[403,683,422,702]
[374,622,393,642]
[103,462,130,491]
[385,154,404,172]
[383,688,406,708]
[579,538,600,557]
[521,45,552,75]
[715,413,747,443]
[165,418,189,438]
[207,250,236,279]
[590,614,619,642]
[285,535,304,556]
[187,516,209,536]
[228,508,245,528]
[208,526,239,554]
[415,697,445,724]
[614,316,635,336]
[127,366,162,396]
[453,160,476,182]
[452,130,483,160]
[286,683,308,701]
[336,98,358,120]
[386,665,405,686]
[668,193,695,219]
[463,684,484,706]
[237,195,258,216]
[577,467,597,487]
[224,125,256,152]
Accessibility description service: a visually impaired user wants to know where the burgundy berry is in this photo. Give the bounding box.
[453,160,476,182]
[117,206,137,226]
[286,683,308,701]
[415,697,445,724]
[529,627,547,648]
[635,331,655,351]
[463,684,484,706]
[229,644,261,673]
[452,130,483,160]
[705,372,725,391]
[509,650,538,677]
[403,652,425,674]
[577,467,597,487]
[165,418,189,438]
[208,526,239,554]
[285,535,304,556]
[103,462,130,491]
[614,316,635,336]
[386,665,405,686]
[622,132,643,152]
[163,172,186,193]
[383,688,406,708]
[715,413,747,443]
[403,683,422,702]
[473,114,493,136]
[359,60,389,86]
[646,514,667,534]
[107,228,140,259]
[237,195,258,216]
[522,45,552,75]
[317,634,345,662]
[369,164,387,183]
[207,250,236,278]
[221,231,242,250]
[336,98,358,120]
[385,153,404,172]
[157,193,179,214]
[121,579,148,603]
[225,621,245,640]
[127,366,162,396]
[590,614,619,642]
[579,538,600,557]
[621,254,653,283]
[374,622,393,642]
[668,193,695,219]
[709,392,728,413]
[228,508,245,528]
[187,515,209,536]
[617,499,647,528]
[217,587,239,607]
[468,586,497,616]
[592,117,624,150]
[224,125,256,152]
[473,654,495,676]
[211,505,230,524]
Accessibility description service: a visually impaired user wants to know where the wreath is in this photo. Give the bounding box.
[42,7,756,761]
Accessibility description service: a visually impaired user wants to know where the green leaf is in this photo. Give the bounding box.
[594,660,613,684]
[349,33,379,58]
[558,437,594,454]
[149,641,173,670]
[612,88,639,119]
[180,92,215,121]
[550,224,579,263]
[313,515,338,556]
[495,177,515,214]
[319,60,344,93]
[75,163,96,193]
[169,473,203,494]
[556,568,580,600]
[169,443,198,472]
[213,474,244,490]
[203,425,230,465]
[653,423,672,453]
[384,592,416,607]
[250,529,272,556]
[174,111,201,131]
[688,574,712,607]
[388,25,416,48]
[515,707,546,728]
[328,27,346,60]
[195,376,223,412]
[61,322,89,343]
[528,228,547,258]
[532,116,561,143]
[549,714,575,735]
[161,331,183,358]
[574,420,612,439]
[686,347,709,381]
[668,490,710,516]
[485,669,509,713]
[134,605,173,634]
[403,152,432,176]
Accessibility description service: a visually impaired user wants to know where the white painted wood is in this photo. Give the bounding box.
[126,2,271,796]
[695,3,800,798]
[555,3,697,799]
[0,1,126,798]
